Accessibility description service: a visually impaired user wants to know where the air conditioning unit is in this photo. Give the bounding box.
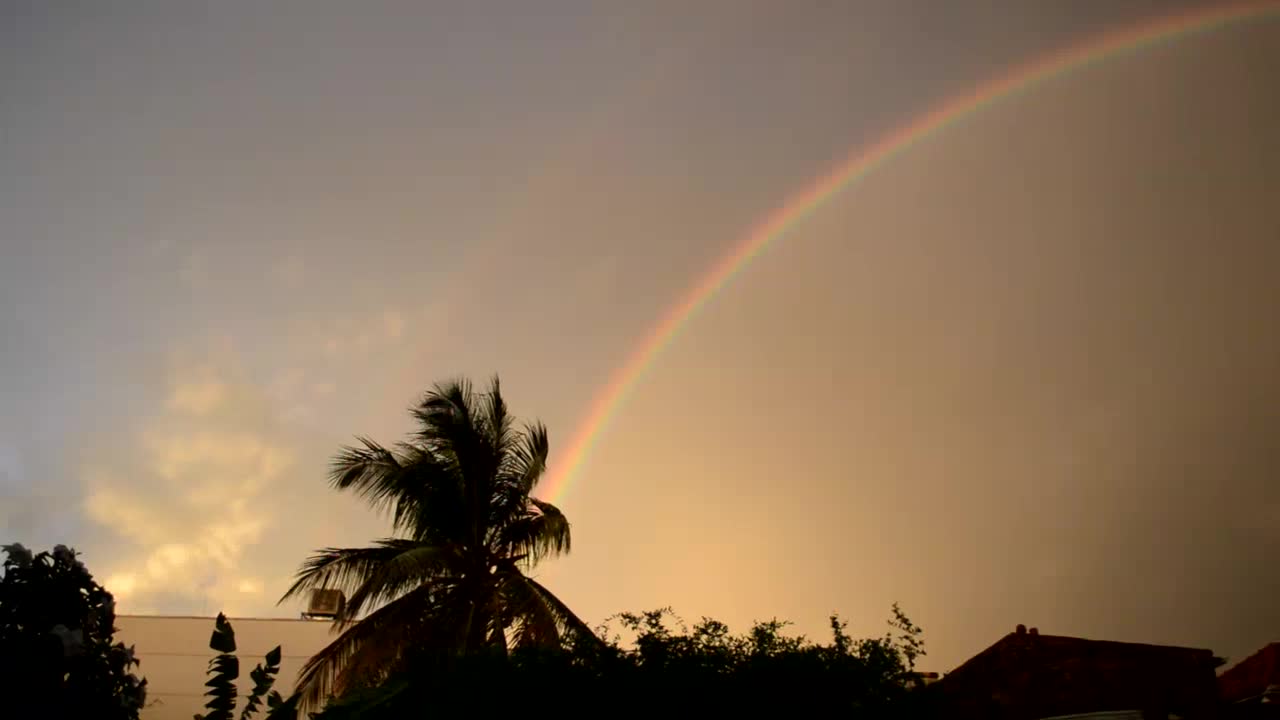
[303,589,346,620]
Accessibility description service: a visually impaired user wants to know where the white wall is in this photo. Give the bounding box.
[115,615,336,720]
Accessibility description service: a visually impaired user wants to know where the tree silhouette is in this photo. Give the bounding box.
[0,544,148,719]
[311,605,937,718]
[280,377,596,710]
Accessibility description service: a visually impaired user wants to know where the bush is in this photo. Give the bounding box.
[0,543,148,719]
[315,604,939,719]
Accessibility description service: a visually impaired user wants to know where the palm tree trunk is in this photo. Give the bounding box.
[461,572,495,655]
[465,599,491,653]
[460,602,477,654]
[490,623,509,657]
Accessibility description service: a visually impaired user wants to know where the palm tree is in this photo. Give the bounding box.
[280,377,597,709]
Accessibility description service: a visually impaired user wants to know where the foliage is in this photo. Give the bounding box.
[198,613,240,720]
[313,605,940,719]
[279,377,596,710]
[0,543,148,719]
[195,612,296,720]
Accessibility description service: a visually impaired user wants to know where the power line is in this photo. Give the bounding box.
[147,689,302,698]
[138,651,314,659]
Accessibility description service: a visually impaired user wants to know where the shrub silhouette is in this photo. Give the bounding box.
[314,604,938,718]
[0,543,147,719]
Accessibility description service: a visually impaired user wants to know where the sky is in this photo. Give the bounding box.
[2,0,1278,673]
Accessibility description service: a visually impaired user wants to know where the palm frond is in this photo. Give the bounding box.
[498,422,549,493]
[328,438,406,510]
[498,572,600,650]
[524,575,600,646]
[341,542,460,619]
[379,445,465,539]
[489,423,550,534]
[330,438,470,540]
[410,379,490,531]
[498,499,571,566]
[329,622,414,698]
[410,379,475,451]
[292,584,441,713]
[278,540,426,605]
[498,571,562,648]
[480,374,513,460]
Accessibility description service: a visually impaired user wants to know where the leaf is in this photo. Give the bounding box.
[263,691,300,720]
[200,616,240,720]
[239,645,283,720]
[209,613,237,654]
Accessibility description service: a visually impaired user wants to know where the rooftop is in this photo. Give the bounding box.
[1219,642,1280,704]
[946,625,1222,679]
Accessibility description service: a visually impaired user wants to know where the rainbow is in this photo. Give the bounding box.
[538,0,1280,504]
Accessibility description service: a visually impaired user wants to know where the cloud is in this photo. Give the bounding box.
[78,347,373,618]
[0,442,45,543]
[269,367,307,399]
[338,307,417,354]
[168,376,230,416]
[178,248,210,290]
[272,255,306,289]
[265,367,346,423]
[83,420,289,614]
[382,309,405,341]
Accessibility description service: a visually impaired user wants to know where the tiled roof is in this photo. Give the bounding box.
[946,627,1218,680]
[1219,642,1280,704]
[937,626,1222,720]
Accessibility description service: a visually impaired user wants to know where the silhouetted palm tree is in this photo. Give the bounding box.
[280,377,596,709]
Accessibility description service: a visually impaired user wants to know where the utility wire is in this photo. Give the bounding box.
[137,651,314,659]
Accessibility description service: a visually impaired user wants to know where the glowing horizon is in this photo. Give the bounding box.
[537,0,1280,505]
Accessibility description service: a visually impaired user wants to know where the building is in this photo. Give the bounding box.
[115,615,335,720]
[1218,642,1280,717]
[936,624,1225,720]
